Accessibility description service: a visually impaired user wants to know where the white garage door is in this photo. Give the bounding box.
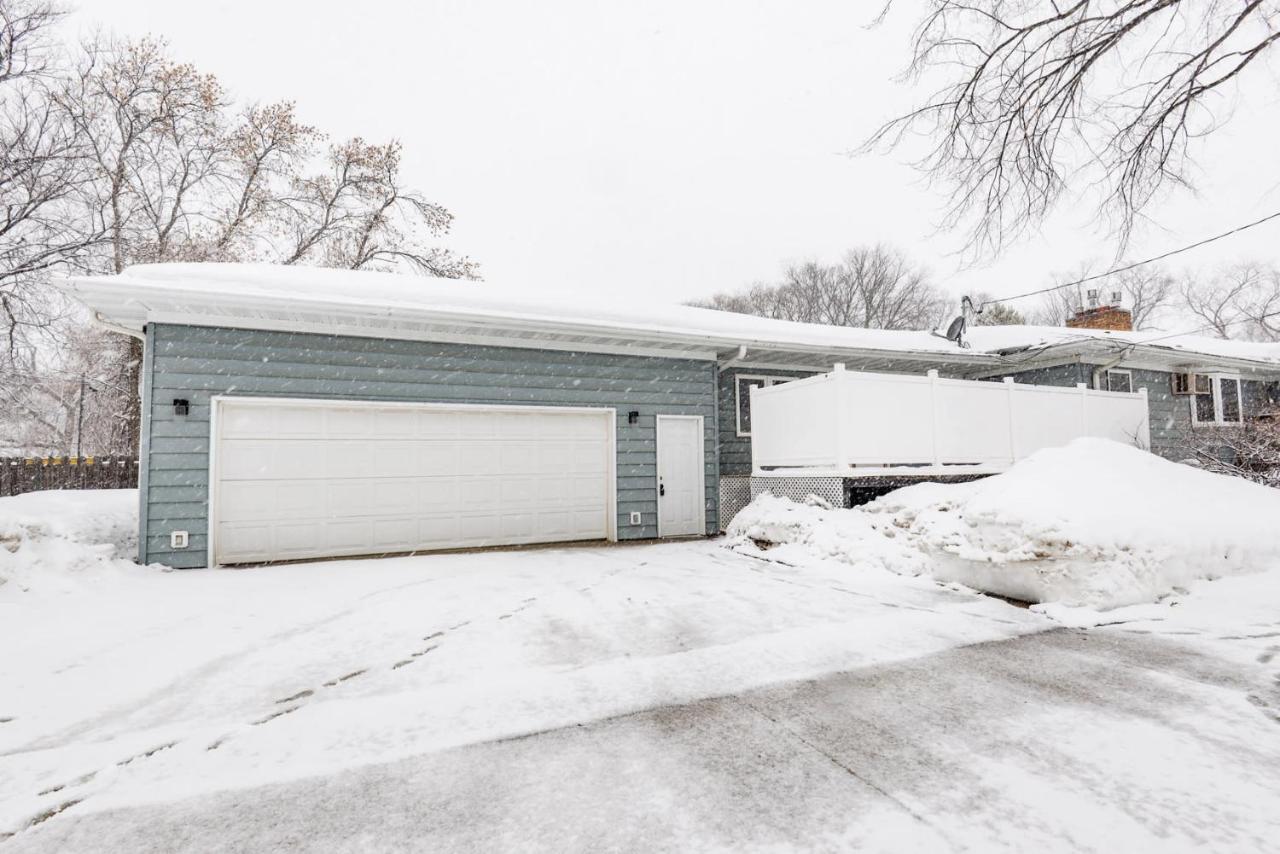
[211,398,615,565]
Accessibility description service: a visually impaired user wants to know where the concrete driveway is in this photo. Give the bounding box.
[3,541,1279,852]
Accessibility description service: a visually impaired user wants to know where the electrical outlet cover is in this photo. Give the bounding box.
[171,530,189,549]
[629,511,642,525]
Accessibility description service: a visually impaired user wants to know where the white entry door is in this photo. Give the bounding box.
[656,415,705,537]
[211,397,615,565]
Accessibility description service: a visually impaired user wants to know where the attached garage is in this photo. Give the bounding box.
[211,398,616,564]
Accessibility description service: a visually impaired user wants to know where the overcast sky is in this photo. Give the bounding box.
[83,0,1280,317]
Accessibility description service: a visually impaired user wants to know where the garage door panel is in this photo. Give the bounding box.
[571,444,607,474]
[276,522,326,556]
[323,446,369,479]
[372,480,417,511]
[218,523,272,560]
[214,400,613,564]
[373,408,418,438]
[498,477,532,504]
[372,518,418,550]
[417,443,460,476]
[419,411,460,438]
[419,480,459,510]
[456,442,501,475]
[325,408,375,437]
[420,515,460,543]
[455,411,499,438]
[371,442,416,478]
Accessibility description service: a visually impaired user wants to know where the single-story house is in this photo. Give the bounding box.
[60,263,1280,569]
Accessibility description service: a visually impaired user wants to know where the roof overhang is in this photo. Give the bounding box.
[979,338,1280,379]
[59,274,1006,373]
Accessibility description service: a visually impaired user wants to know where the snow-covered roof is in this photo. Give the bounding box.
[59,263,1280,373]
[966,325,1280,370]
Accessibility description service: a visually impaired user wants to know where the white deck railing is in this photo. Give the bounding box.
[749,364,1151,476]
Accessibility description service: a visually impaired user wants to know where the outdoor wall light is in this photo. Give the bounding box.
[173,399,190,416]
[627,410,640,425]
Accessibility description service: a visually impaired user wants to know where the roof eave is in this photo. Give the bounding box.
[62,275,1005,368]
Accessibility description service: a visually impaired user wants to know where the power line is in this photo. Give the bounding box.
[993,310,1280,369]
[977,209,1280,310]
[1126,309,1280,347]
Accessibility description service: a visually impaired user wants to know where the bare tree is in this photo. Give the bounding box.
[1183,263,1280,340]
[0,0,62,85]
[1115,268,1175,330]
[280,139,477,278]
[971,293,1025,326]
[1185,417,1280,487]
[868,2,1280,255]
[0,1,94,352]
[210,101,318,259]
[693,245,949,330]
[0,313,134,453]
[1,32,481,456]
[1021,263,1173,328]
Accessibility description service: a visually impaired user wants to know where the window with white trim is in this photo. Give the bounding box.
[1104,369,1133,393]
[1190,374,1243,425]
[735,375,792,437]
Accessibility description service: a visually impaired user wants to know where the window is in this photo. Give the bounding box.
[1190,374,1244,425]
[735,375,792,437]
[1104,369,1133,393]
[1220,378,1242,423]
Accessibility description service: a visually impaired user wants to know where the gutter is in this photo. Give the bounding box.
[92,310,145,341]
[65,275,1008,368]
[717,345,748,370]
[1090,345,1134,390]
[981,338,1280,379]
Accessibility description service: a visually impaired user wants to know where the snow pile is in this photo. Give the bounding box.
[729,493,930,578]
[730,439,1280,609]
[0,489,147,593]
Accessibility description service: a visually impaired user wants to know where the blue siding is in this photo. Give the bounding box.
[142,324,719,567]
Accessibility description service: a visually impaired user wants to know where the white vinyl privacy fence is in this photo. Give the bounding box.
[750,364,1151,474]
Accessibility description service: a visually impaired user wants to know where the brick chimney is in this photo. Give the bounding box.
[1065,288,1133,331]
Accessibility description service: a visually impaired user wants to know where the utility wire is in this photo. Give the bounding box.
[1124,308,1280,347]
[993,308,1280,369]
[977,209,1280,310]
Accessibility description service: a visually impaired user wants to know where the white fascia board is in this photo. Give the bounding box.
[145,312,719,362]
[67,271,988,364]
[66,275,1007,369]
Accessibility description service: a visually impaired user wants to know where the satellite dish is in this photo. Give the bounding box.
[930,296,978,348]
[943,314,966,342]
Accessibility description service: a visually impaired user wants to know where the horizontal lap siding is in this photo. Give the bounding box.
[143,324,718,567]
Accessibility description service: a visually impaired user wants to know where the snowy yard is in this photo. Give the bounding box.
[3,464,1280,852]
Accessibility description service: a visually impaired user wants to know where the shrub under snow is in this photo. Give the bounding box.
[729,438,1280,610]
[0,489,148,594]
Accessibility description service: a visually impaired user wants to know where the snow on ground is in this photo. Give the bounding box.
[0,490,1048,840]
[3,485,1279,851]
[0,490,151,594]
[730,438,1280,611]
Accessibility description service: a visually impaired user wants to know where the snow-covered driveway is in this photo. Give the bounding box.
[3,537,1280,852]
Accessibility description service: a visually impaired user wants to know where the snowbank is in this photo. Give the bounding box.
[0,489,149,594]
[729,439,1280,609]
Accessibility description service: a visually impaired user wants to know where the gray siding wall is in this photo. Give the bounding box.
[996,364,1272,461]
[142,324,719,568]
[717,367,817,477]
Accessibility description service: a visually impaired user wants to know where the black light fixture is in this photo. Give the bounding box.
[173,398,190,416]
[627,410,640,425]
